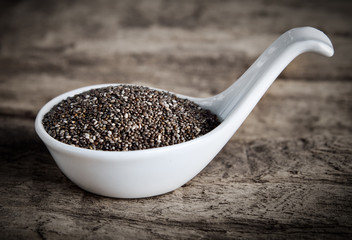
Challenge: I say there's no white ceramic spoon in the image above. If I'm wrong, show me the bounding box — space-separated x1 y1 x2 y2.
35 27 334 198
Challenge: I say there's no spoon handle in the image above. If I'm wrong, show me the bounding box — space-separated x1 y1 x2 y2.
217 27 334 121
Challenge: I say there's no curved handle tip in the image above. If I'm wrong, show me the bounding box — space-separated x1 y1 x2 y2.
289 27 334 57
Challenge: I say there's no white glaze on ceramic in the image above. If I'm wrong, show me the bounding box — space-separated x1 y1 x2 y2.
35 27 334 198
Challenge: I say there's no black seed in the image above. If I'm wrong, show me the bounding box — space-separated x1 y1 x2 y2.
42 85 221 151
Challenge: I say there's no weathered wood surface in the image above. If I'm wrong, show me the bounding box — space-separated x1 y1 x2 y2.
1 0 351 239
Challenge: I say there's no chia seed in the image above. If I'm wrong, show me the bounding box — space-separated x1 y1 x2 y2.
42 85 220 151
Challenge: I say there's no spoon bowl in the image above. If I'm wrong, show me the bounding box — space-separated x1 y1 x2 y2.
35 27 334 198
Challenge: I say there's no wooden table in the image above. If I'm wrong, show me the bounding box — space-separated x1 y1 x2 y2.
1 1 351 239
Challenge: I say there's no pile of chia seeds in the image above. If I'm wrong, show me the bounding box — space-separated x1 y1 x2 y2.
42 85 220 151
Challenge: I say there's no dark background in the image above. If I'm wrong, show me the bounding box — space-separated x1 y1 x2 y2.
0 0 351 239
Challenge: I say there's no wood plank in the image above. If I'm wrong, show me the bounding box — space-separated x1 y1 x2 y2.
0 116 351 239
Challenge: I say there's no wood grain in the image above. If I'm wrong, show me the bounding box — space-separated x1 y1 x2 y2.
0 0 351 239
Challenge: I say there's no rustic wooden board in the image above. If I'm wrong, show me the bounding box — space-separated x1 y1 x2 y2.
0 0 351 239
